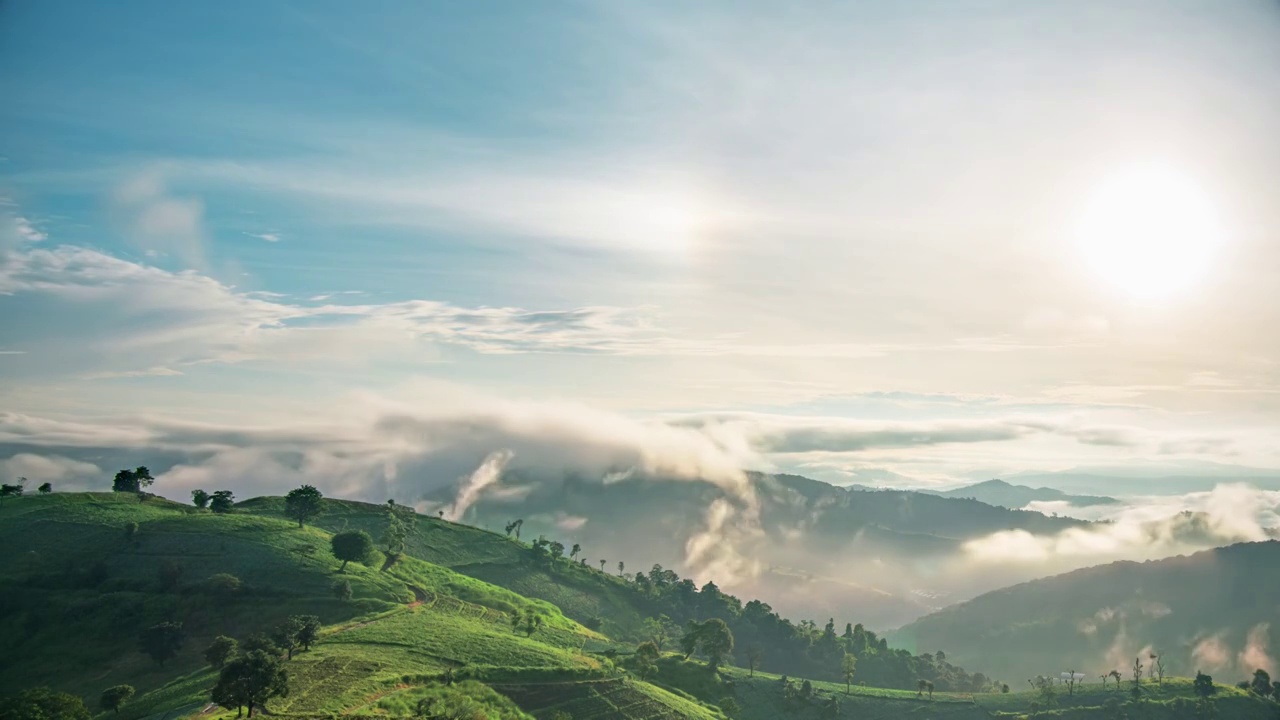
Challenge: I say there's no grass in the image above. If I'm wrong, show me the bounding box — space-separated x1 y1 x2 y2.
10 492 1274 720
0 493 602 719
494 678 725 720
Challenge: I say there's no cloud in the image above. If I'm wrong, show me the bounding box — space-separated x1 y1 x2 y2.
1239 623 1275 676
0 453 102 488
443 450 513 521
962 484 1280 564
245 232 281 242
111 168 206 267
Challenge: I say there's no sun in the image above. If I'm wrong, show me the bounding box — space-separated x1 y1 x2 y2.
1075 163 1224 301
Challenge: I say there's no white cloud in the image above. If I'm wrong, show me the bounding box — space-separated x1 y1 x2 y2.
245 232 281 242
111 168 206 267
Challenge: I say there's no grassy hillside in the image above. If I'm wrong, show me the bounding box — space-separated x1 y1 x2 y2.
0 492 702 720
892 541 1280 684
4 491 1277 720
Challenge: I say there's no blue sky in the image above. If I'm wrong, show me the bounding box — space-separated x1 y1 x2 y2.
3 1 1280 498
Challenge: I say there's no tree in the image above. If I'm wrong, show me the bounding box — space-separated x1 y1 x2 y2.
618 560 625 575
719 697 740 718
634 641 660 680
548 541 565 562
680 620 701 660
139 621 185 666
294 615 321 652
211 650 289 717
1194 671 1215 698
192 489 210 509
1065 669 1079 696
510 609 543 637
203 573 243 598
0 687 91 720
0 482 23 499
1151 653 1165 686
205 636 238 668
209 490 235 514
926 680 934 699
599 558 606 571
38 482 52 494
1132 656 1144 687
1249 668 1272 697
644 615 675 652
332 579 353 601
112 469 134 493
570 543 581 561
99 685 135 714
331 530 375 571
380 501 415 558
241 634 281 656
841 653 858 694
1109 669 1123 689
698 618 734 671
917 679 927 697
283 485 324 528
748 646 764 678
273 617 303 660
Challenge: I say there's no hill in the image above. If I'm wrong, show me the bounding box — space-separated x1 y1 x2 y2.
0 492 720 720
433 470 1091 627
3 491 1276 720
923 479 1119 510
891 541 1280 685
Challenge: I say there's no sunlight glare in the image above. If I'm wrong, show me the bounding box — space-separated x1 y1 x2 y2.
1075 163 1224 301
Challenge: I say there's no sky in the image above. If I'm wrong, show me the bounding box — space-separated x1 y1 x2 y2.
3 0 1280 499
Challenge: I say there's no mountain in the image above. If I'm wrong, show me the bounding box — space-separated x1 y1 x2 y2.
923 479 1119 510
437 471 1092 628
1000 464 1280 496
890 541 1280 685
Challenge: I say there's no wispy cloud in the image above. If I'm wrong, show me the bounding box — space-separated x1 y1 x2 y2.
244 231 281 242
110 167 206 268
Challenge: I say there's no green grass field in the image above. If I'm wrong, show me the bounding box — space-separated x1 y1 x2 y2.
4 492 1277 720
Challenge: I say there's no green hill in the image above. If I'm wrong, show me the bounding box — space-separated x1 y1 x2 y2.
892 541 1280 685
3 491 1276 720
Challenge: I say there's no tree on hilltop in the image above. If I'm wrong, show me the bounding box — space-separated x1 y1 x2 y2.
1194 671 1215 698
283 485 324 528
112 467 154 493
210 490 235 513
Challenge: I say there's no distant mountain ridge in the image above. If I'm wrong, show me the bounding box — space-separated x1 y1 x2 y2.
921 478 1119 509
891 540 1280 683
441 470 1092 628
